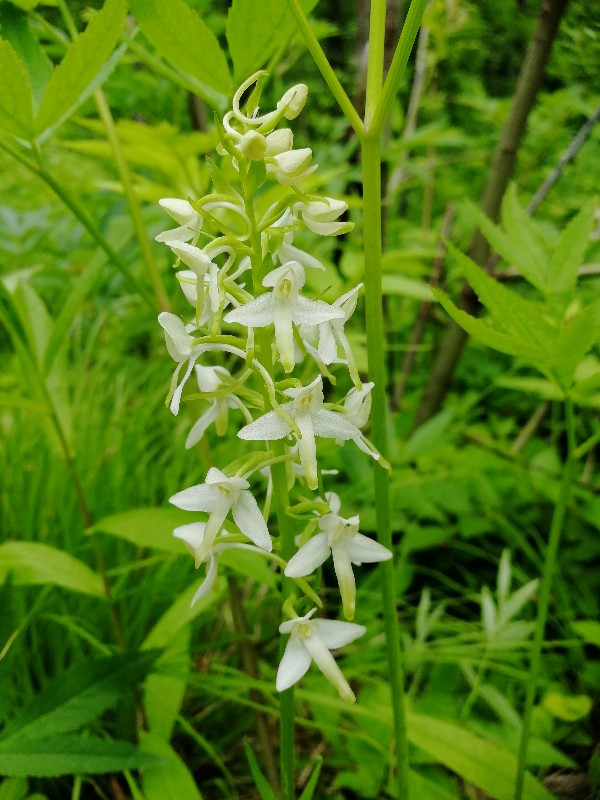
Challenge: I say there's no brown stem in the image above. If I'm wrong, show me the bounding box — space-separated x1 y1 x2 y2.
413 0 569 429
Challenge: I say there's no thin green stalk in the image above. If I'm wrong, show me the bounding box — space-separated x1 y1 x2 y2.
513 398 577 800
362 133 409 800
0 140 155 310
285 0 364 137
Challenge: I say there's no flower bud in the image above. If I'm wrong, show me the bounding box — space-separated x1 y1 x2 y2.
277 84 308 120
237 130 267 161
265 128 294 156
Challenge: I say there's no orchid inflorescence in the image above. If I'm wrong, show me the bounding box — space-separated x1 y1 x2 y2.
155 71 391 703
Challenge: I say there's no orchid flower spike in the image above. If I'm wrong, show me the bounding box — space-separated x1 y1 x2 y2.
237 376 371 490
285 514 392 620
186 366 251 448
277 608 365 702
170 467 272 563
158 312 201 415
156 198 203 244
224 262 343 373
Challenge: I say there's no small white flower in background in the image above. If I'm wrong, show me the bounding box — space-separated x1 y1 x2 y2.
238 375 373 490
285 513 392 620
158 312 201 415
170 467 272 563
186 366 251 448
296 197 351 236
277 608 365 702
155 199 203 244
224 261 343 373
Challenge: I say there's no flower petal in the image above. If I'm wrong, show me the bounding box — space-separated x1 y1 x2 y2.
302 630 355 702
173 522 207 555
276 635 312 692
232 490 272 551
312 409 361 441
170 355 197 415
224 294 274 328
317 322 337 364
170 483 217 512
310 619 366 650
345 533 393 564
238 410 293 441
190 552 219 606
285 532 330 577
293 296 343 326
185 403 219 448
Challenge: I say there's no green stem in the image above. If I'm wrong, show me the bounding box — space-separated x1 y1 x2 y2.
0 140 155 311
285 0 364 137
362 132 409 800
513 398 576 800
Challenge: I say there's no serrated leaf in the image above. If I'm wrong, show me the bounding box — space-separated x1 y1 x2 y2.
226 0 319 83
547 202 596 297
0 5 52 109
35 0 127 139
430 286 543 361
0 737 159 778
140 731 204 800
407 712 553 800
0 652 158 744
0 542 103 597
501 185 549 293
468 201 547 293
0 38 34 139
128 0 231 103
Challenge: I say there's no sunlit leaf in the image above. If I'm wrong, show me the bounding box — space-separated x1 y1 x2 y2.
0 37 34 139
0 542 103 597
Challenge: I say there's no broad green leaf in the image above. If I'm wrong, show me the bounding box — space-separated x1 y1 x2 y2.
0 737 159 778
543 691 592 722
0 652 158 744
382 273 432 301
408 771 457 800
547 201 596 296
572 619 600 647
408 712 553 800
0 5 52 109
501 185 549 293
140 731 203 800
128 0 231 103
468 201 547 293
226 0 319 83
430 287 543 361
0 38 33 139
0 777 27 800
0 542 103 597
144 628 190 740
92 507 202 553
35 0 127 139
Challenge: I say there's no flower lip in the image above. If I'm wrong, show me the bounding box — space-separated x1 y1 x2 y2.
279 607 318 634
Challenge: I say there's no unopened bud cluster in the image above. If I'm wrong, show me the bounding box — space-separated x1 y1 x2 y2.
155 72 391 702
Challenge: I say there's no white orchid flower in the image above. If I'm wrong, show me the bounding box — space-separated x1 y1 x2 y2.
276 233 326 272
158 312 201 415
316 283 363 387
286 513 391 620
237 376 372 490
265 128 294 156
170 467 272 563
224 262 343 373
155 198 203 244
277 608 365 702
169 241 222 320
267 148 316 185
296 197 351 236
343 382 374 429
174 523 265 607
186 365 250 448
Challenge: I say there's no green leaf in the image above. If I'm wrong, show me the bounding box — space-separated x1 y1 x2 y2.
0 5 52 109
91 507 203 553
298 756 323 800
408 712 553 800
144 628 190 740
0 777 27 800
501 185 549 294
0 737 159 778
243 741 277 800
543 691 592 722
140 731 204 800
0 652 158 744
128 0 231 103
0 37 34 139
35 0 127 139
547 201 596 297
572 619 600 647
226 0 319 83
0 542 103 597
382 273 432 301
